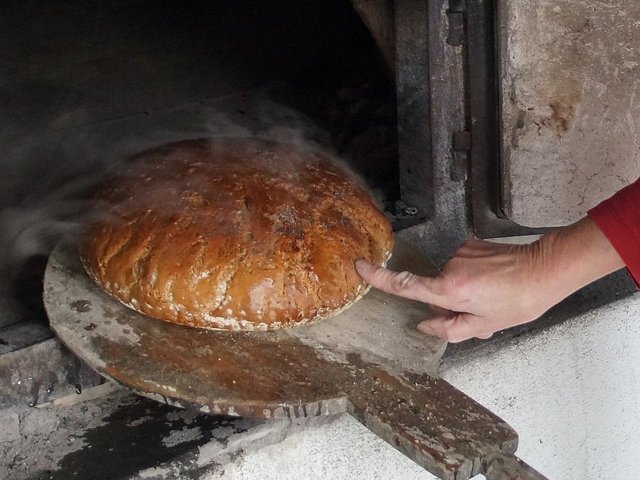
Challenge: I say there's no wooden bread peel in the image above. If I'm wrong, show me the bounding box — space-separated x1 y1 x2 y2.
44 239 547 480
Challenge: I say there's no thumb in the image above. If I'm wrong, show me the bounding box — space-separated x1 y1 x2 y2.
355 259 454 309
417 312 492 343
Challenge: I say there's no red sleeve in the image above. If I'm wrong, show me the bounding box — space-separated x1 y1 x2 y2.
588 177 640 286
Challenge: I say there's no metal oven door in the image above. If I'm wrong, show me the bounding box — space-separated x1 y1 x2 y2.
468 0 640 237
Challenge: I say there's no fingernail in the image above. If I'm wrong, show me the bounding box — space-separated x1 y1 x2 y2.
355 259 369 273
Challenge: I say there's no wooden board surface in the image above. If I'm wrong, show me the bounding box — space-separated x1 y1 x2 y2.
44 240 525 480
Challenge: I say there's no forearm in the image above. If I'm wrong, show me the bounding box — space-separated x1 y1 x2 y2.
538 217 626 304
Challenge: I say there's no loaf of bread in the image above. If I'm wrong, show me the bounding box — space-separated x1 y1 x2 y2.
80 138 393 330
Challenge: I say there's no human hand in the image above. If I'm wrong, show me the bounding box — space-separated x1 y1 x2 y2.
356 218 625 342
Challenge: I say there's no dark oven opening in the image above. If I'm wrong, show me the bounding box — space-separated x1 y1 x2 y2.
0 0 400 333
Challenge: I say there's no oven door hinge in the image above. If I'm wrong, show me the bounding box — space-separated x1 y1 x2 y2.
447 0 466 46
451 130 470 181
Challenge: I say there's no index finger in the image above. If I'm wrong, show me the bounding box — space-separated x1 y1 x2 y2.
355 259 457 311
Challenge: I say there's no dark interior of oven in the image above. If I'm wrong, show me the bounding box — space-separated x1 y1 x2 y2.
0 0 398 332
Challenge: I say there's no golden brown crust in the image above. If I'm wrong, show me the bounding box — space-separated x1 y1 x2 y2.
80 138 394 330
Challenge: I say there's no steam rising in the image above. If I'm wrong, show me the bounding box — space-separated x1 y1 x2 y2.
0 92 342 328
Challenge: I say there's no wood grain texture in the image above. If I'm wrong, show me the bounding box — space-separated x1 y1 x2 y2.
45 240 526 480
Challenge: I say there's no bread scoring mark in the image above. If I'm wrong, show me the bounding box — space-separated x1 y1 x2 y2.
96 227 135 275
207 260 240 311
165 279 175 305
187 239 207 280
